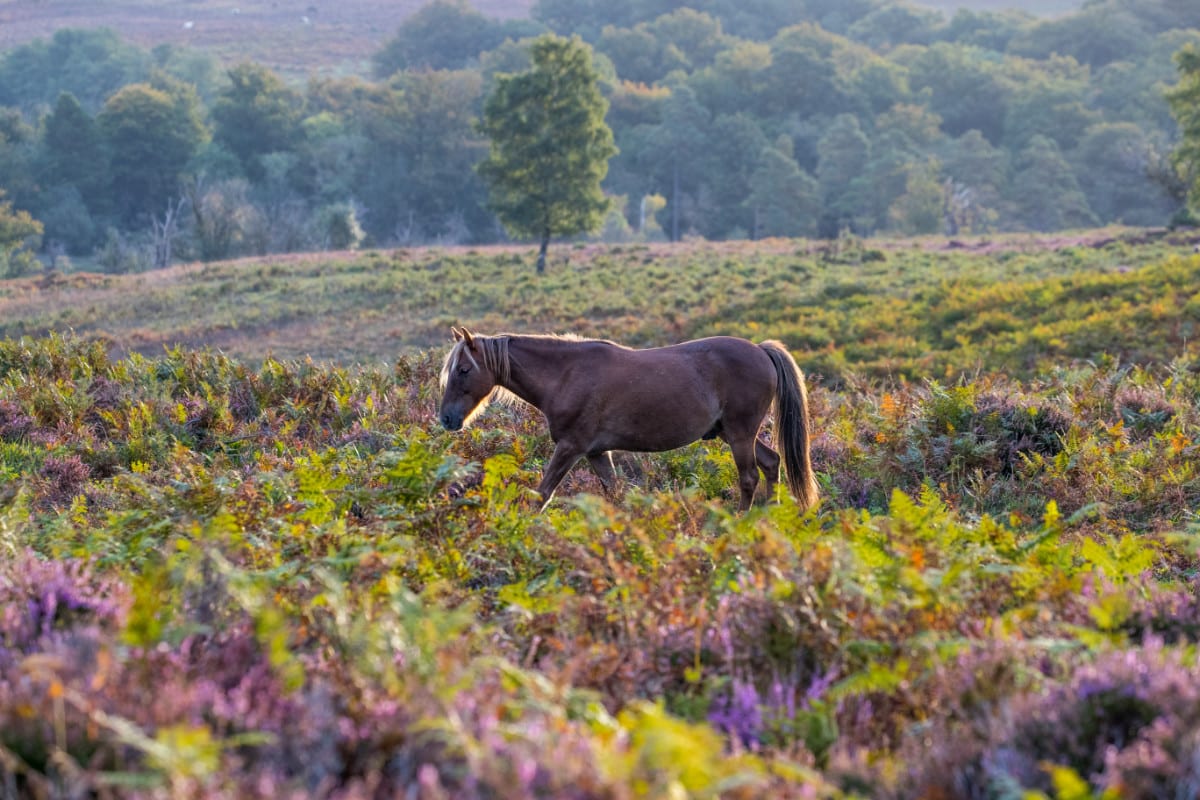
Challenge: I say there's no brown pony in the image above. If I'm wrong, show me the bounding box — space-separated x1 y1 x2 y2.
438 328 818 511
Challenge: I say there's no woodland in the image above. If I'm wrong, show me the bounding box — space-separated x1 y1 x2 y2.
0 0 1199 274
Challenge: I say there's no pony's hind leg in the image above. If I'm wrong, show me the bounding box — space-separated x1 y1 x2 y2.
726 435 760 512
587 451 618 497
755 439 781 499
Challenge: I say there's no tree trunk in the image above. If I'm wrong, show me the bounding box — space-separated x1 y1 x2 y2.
537 231 549 274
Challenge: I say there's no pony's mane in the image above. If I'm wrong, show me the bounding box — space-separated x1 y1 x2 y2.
440 335 519 408
440 332 615 411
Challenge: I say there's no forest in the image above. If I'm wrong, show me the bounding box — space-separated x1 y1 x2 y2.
1 0 1200 274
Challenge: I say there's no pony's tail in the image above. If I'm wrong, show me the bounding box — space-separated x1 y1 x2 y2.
760 340 819 511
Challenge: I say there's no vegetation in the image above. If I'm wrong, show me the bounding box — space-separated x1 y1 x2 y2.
479 35 617 273
0 189 42 278
0 0 1198 269
1168 43 1200 217
0 227 1194 370
3 236 1200 795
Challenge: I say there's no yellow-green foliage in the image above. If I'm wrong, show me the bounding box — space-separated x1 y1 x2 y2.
3 230 1198 378
3 235 1200 796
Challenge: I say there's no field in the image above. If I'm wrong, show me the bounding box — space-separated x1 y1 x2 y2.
0 0 534 77
4 231 1200 797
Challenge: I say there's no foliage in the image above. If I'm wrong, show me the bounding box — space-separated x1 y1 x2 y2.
1 230 1198 371
2 230 1200 792
1 2 1198 261
96 77 207 225
211 63 305 185
478 35 618 273
0 189 43 278
0 28 149 112
371 0 545 76
1167 43 1200 212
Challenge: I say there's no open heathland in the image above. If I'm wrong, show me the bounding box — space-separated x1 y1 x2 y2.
0 0 534 77
4 234 1200 796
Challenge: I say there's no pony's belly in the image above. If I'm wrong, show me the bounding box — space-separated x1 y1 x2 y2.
596 418 715 453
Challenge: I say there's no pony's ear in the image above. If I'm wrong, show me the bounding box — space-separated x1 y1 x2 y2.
460 327 476 347
451 326 464 341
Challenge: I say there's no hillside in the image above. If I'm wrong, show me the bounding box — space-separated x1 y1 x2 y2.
0 0 1096 78
915 0 1081 14
2 229 1198 375
0 0 534 76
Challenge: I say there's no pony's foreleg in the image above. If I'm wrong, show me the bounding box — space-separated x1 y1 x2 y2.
587 451 618 497
536 441 584 510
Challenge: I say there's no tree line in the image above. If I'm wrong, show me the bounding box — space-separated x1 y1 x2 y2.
1 0 1200 275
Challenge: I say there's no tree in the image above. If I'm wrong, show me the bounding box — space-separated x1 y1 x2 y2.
938 129 1008 228
372 0 541 76
1008 135 1097 231
746 143 819 238
847 5 942 50
1008 8 1151 70
0 27 148 112
0 108 38 211
185 177 256 262
816 113 871 236
697 113 770 237
478 35 617 273
1003 72 1098 152
905 44 1012 144
888 160 944 235
620 81 710 242
97 77 207 224
212 63 304 184
40 92 109 219
1167 44 1200 213
0 190 43 278
1072 122 1175 225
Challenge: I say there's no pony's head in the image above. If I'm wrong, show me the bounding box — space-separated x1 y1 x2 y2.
438 327 510 431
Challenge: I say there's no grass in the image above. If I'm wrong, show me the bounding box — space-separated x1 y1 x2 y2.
3 227 1197 376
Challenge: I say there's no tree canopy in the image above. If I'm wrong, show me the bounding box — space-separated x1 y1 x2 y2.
0 0 1199 269
478 35 617 272
1168 44 1200 213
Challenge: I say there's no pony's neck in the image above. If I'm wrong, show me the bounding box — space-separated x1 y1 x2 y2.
501 335 578 411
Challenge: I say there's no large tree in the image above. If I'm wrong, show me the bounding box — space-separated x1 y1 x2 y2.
41 92 109 216
97 75 207 224
1167 44 1200 213
478 34 617 273
212 63 304 184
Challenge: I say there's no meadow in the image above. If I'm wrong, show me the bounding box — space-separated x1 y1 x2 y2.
4 231 1200 797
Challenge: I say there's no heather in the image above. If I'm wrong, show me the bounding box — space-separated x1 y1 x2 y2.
4 243 1200 796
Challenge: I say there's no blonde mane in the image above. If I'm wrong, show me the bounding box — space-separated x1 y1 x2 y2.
440 335 520 408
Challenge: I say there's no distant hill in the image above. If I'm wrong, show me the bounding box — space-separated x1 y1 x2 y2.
914 0 1082 15
0 0 1083 78
0 0 535 77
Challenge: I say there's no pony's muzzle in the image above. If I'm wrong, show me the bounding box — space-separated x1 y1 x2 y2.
440 411 463 431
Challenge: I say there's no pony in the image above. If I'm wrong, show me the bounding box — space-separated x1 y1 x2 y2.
438 328 818 511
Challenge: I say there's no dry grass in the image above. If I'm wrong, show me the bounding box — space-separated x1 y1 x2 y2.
2 227 1194 370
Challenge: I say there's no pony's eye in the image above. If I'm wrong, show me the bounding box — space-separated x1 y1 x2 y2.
458 365 471 375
